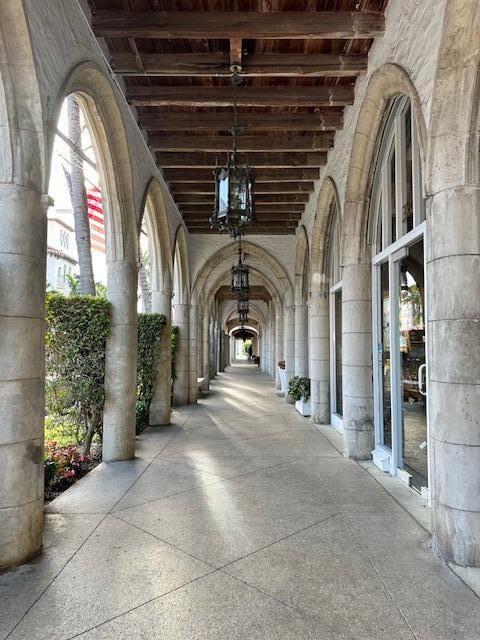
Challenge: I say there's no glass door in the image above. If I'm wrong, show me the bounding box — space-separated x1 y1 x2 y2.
373 233 428 493
329 283 343 431
396 239 427 491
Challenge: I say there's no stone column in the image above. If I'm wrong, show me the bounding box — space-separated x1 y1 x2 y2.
341 263 373 459
209 320 216 378
149 289 172 425
284 305 295 402
229 335 235 365
294 303 308 377
202 313 210 389
103 259 138 461
429 186 480 566
275 312 284 390
188 303 198 403
309 293 330 424
0 187 47 568
172 302 190 405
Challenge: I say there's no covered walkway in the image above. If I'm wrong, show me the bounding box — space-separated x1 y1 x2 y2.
3 364 480 640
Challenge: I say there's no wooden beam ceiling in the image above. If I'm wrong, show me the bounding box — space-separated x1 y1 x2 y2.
150 134 334 152
93 11 384 40
139 110 343 132
111 52 367 78
156 152 327 168
171 182 314 194
127 85 354 107
163 169 320 182
89 1 387 235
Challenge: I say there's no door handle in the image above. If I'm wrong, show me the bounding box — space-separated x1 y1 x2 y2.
418 363 427 396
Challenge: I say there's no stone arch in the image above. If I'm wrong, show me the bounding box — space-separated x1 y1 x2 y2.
424 0 480 567
172 225 191 405
309 177 342 425
310 177 342 297
294 225 310 305
48 62 138 262
343 63 427 265
340 63 427 460
139 179 174 425
47 62 141 462
172 225 190 306
139 178 173 298
293 226 310 379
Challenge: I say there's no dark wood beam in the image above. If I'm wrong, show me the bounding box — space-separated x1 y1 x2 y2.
93 11 385 40
128 85 354 107
157 152 327 167
188 226 296 235
172 182 314 194
111 52 367 78
150 134 333 152
164 168 320 182
179 204 305 214
175 193 309 204
182 212 302 220
140 110 342 131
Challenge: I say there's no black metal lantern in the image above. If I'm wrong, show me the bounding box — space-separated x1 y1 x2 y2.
231 237 249 295
237 296 249 315
210 68 255 237
238 309 248 324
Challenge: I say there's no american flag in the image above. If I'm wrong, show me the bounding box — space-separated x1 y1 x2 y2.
87 186 105 254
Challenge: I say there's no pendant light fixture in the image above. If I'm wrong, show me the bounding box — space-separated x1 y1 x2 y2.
231 235 249 295
210 66 255 237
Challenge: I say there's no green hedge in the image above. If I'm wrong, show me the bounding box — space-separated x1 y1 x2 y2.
136 313 167 433
171 325 179 399
45 293 111 455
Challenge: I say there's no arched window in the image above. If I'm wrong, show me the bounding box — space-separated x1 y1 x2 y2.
370 96 424 252
327 203 342 430
370 96 428 494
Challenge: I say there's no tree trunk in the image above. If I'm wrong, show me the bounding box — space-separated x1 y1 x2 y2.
67 94 96 296
138 261 152 312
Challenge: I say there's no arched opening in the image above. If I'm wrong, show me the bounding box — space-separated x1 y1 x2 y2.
368 95 427 493
294 227 310 380
171 226 190 406
46 64 139 466
139 180 173 425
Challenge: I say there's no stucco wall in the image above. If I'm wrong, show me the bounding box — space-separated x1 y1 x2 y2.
302 0 446 239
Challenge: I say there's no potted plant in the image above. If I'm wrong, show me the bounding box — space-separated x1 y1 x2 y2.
277 360 286 393
288 376 311 416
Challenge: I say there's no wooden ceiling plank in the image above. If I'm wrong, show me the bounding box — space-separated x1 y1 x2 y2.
179 204 305 214
164 168 319 181
128 85 353 107
150 134 333 152
93 11 385 40
157 152 327 167
140 110 343 132
175 193 309 204
172 182 314 193
111 52 367 77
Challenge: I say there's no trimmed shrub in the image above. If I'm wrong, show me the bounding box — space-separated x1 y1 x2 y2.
136 313 167 433
171 325 179 398
45 293 111 455
288 376 311 402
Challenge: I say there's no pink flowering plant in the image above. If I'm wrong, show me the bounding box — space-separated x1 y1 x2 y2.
44 441 94 496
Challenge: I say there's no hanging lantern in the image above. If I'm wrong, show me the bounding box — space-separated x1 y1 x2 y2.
237 296 249 315
210 68 255 237
238 309 248 324
231 236 249 295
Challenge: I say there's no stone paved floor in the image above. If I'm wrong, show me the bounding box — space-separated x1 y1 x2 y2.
2 363 480 639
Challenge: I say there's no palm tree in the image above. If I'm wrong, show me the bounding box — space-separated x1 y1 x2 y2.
138 250 152 313
66 94 95 296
